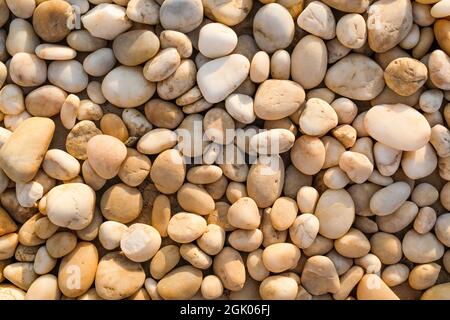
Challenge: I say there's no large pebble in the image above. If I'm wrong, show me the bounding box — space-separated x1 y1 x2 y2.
167 212 207 243
113 30 160 66
297 1 336 40
157 265 203 300
384 58 428 96
10 53 46 87
160 0 203 33
81 4 132 40
367 0 413 53
213 247 245 291
0 117 54 183
150 149 186 194
299 98 338 136
87 135 127 180
197 54 250 104
402 230 444 263
364 104 431 151
198 23 237 59
291 35 328 90
58 242 98 297
314 189 355 239
253 3 294 53
95 252 145 300
254 80 305 121
100 184 142 223
301 256 340 295
102 66 156 109
203 0 252 26
45 183 95 230
325 54 385 101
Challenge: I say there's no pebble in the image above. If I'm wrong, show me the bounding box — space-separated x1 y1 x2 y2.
297 1 336 40
197 54 249 104
102 66 155 108
367 0 413 53
365 104 431 151
199 23 237 59
95 252 145 300
0 117 54 183
81 4 132 40
291 35 327 89
325 54 385 101
314 189 355 239
253 3 294 53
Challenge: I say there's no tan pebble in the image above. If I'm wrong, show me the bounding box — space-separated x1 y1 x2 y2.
213 247 245 291
150 245 180 280
357 274 399 300
87 135 127 180
370 232 402 265
95 252 145 300
120 223 161 262
301 255 340 295
100 183 142 224
157 265 203 300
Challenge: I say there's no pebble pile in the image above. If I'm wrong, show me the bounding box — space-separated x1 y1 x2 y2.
0 0 449 301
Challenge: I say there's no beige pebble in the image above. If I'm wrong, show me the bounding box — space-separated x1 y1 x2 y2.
357 274 399 300
3 262 37 290
315 189 355 239
126 0 159 24
213 247 245 291
199 23 237 59
0 233 19 260
403 230 444 263
421 283 450 300
297 1 335 40
102 66 155 109
291 136 325 175
370 232 403 265
167 212 207 243
57 242 98 297
35 44 76 60
6 18 40 55
120 223 161 262
99 221 128 250
288 214 319 250
197 54 249 104
201 275 223 300
0 84 25 115
81 3 132 40
260 275 298 300
87 135 127 180
150 245 180 280
370 182 411 216
270 49 290 80
10 53 46 87
48 60 88 93
100 183 142 224
25 274 60 300
159 30 193 58
325 54 384 100
429 50 450 90
95 252 145 300
301 255 340 295
409 263 441 290
253 3 294 53
254 79 305 121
